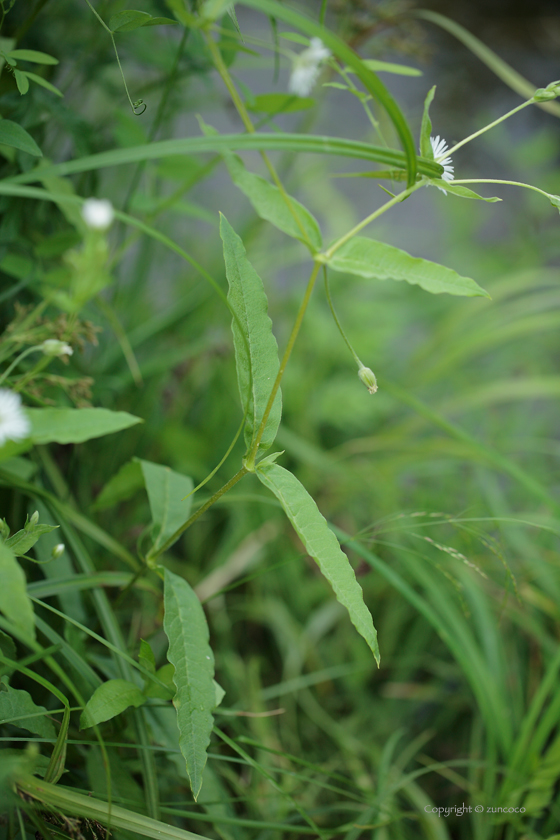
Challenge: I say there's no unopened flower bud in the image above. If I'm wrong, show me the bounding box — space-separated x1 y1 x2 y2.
41 339 73 357
358 366 378 395
533 81 560 102
52 543 65 559
81 198 114 230
29 511 39 526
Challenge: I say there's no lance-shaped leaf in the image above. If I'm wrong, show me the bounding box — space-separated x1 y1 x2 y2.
326 238 489 298
220 214 282 454
419 85 436 159
137 459 193 552
223 152 322 252
0 542 35 640
256 463 379 664
429 181 501 202
28 407 142 444
80 679 146 729
163 568 216 800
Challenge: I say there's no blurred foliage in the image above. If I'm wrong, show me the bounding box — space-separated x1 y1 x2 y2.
1 0 560 839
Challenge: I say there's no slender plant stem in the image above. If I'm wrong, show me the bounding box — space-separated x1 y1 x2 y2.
446 99 534 157
146 467 248 564
205 34 314 251
0 344 41 385
324 181 423 260
453 178 555 200
246 259 322 466
323 267 362 368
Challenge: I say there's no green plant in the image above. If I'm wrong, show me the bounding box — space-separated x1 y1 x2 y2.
1 1 560 838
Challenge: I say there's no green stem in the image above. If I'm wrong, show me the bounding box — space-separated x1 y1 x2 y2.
0 344 41 386
453 178 555 200
324 181 423 260
323 267 362 368
205 33 314 252
446 99 534 157
146 467 248 565
245 259 322 467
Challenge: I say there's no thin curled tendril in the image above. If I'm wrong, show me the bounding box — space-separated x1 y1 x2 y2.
132 99 147 115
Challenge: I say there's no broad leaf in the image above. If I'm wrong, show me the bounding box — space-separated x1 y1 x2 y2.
137 459 193 552
0 120 42 157
220 214 282 454
80 679 146 729
420 85 436 158
28 407 142 444
223 152 322 251
6 517 58 556
256 463 379 663
0 543 35 640
0 683 55 738
14 69 29 95
91 459 144 511
163 568 216 799
326 238 489 298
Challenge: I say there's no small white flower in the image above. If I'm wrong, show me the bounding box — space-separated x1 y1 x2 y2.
430 135 454 195
81 198 114 230
289 37 331 98
41 339 73 357
0 389 30 447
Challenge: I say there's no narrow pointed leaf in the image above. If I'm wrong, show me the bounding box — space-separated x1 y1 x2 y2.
137 459 193 552
0 543 35 640
420 85 436 158
44 704 70 783
23 71 63 97
91 459 144 511
80 679 146 729
326 238 489 298
14 70 29 95
7 49 58 65
220 214 282 453
256 463 379 663
163 568 216 799
430 181 502 201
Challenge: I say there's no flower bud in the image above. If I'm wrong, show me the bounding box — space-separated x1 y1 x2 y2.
41 339 73 357
52 543 65 559
533 81 560 102
358 366 378 395
81 198 114 230
29 511 39 526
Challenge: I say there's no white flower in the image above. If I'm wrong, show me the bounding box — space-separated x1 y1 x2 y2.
81 198 114 230
41 339 73 357
289 37 331 98
0 389 30 447
430 135 454 195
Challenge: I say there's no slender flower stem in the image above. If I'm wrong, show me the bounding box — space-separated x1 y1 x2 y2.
453 178 555 200
146 468 248 565
245 260 322 467
324 181 424 260
0 345 41 386
446 99 534 158
323 267 362 368
205 34 314 251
